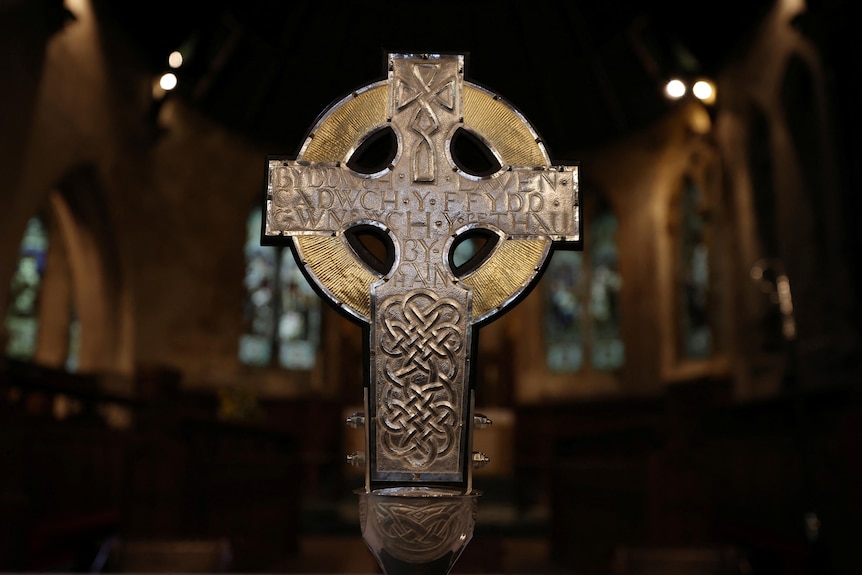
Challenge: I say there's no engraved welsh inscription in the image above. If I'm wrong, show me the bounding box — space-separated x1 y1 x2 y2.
269 164 577 242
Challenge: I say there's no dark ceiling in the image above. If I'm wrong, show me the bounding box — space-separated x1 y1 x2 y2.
95 0 776 157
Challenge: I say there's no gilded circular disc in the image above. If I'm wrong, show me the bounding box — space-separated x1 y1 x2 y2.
295 81 550 322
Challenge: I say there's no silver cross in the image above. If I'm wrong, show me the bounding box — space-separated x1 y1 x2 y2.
264 53 579 489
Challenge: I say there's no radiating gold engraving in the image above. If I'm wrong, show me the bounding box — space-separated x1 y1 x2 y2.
290 81 563 320
301 84 388 163
298 235 376 318
462 85 549 168
461 239 549 319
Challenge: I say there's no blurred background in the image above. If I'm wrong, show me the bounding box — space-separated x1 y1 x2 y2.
1 0 860 572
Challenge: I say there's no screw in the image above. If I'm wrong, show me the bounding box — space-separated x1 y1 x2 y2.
346 452 366 467
472 452 490 469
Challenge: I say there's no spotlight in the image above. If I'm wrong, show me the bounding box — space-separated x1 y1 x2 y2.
664 78 686 99
159 72 178 91
168 50 183 69
692 79 716 104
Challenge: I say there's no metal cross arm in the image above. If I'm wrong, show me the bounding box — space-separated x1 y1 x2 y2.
263 53 580 490
267 163 577 240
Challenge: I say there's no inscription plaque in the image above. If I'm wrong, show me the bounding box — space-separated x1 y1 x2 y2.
264 53 580 488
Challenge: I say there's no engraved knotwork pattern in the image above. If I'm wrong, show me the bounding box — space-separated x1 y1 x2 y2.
379 290 464 470
371 496 476 563
394 61 457 182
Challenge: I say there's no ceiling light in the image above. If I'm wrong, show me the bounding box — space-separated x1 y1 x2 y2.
159 72 178 91
168 50 183 69
664 79 686 99
692 79 716 104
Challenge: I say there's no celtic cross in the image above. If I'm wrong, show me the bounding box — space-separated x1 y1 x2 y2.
264 53 580 490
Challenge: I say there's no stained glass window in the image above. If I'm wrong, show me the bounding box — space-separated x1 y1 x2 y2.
5 217 49 360
545 249 586 371
589 213 623 370
544 209 623 372
678 177 713 358
239 211 320 370
239 211 277 365
275 247 320 370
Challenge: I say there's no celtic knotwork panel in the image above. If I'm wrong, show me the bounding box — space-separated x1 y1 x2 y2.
370 493 476 563
377 290 465 472
391 56 460 184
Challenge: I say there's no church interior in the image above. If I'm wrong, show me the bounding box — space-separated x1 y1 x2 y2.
1 0 861 572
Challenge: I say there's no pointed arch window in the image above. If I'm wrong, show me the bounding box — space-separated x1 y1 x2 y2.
239 211 321 370
5 217 49 361
544 208 623 372
4 215 82 371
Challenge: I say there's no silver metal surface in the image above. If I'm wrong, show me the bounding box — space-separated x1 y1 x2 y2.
264 53 579 489
358 487 478 573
